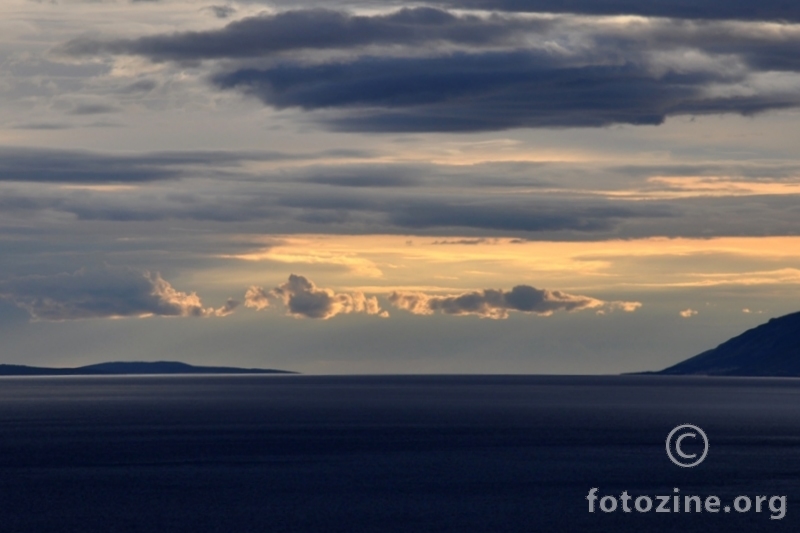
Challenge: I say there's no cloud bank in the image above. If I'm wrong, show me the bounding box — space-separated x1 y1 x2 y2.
0 147 369 184
61 7 800 132
389 285 641 319
0 267 234 321
411 0 800 21
6 153 800 240
246 274 387 319
60 8 539 61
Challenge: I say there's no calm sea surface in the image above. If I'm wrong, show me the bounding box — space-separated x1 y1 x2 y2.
0 375 798 532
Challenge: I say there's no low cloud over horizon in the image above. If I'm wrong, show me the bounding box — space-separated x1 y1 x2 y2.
246 274 387 319
0 266 238 321
0 268 641 323
389 285 641 319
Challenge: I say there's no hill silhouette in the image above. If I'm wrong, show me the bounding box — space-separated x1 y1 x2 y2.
658 311 800 376
0 361 296 376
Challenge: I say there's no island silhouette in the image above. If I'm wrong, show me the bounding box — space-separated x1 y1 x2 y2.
2 311 797 377
0 361 296 376
655 310 800 376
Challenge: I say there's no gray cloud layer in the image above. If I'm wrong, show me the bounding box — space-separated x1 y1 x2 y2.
0 266 235 321
246 274 386 319
0 148 181 184
417 0 800 21
0 147 373 184
389 286 641 319
213 49 799 132
5 153 800 239
61 8 539 61
260 0 800 22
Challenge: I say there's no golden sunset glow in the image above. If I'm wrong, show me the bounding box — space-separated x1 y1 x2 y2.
214 235 800 295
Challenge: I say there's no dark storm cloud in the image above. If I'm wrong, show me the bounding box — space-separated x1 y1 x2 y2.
57 5 800 133
256 0 800 22
246 274 386 319
60 8 800 66
389 285 641 319
0 266 233 321
141 0 800 26
61 8 541 61
213 51 797 132
425 0 800 22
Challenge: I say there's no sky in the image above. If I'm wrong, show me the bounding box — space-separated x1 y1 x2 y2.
1 0 799 374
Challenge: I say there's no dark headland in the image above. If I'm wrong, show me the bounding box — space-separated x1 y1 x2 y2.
0 361 296 376
649 310 800 377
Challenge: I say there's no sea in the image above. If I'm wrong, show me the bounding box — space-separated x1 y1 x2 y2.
0 375 797 532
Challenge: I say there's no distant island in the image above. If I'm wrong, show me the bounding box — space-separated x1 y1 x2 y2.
651 310 800 377
0 361 297 376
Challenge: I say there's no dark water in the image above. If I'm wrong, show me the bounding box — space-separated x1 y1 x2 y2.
0 375 798 532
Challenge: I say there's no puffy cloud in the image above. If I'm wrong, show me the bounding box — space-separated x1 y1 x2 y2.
0 267 233 321
246 274 387 319
389 285 641 319
244 286 270 311
680 308 699 318
214 298 240 317
607 301 644 313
